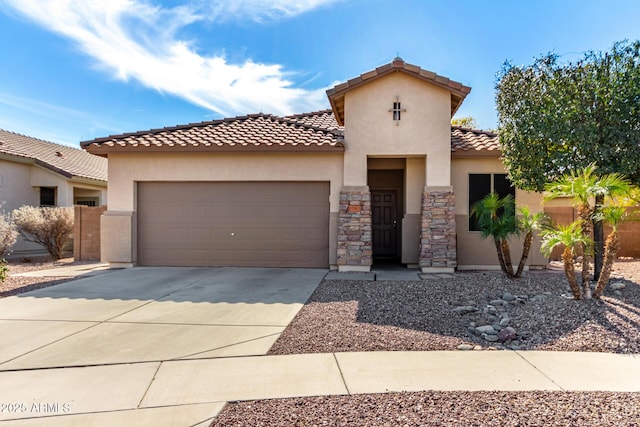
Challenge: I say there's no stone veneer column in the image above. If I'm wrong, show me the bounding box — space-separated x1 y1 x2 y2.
337 187 372 272
419 188 457 273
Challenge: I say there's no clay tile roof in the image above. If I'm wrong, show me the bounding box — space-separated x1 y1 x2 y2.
0 129 107 182
451 126 500 155
326 57 472 126
81 113 344 156
281 110 344 132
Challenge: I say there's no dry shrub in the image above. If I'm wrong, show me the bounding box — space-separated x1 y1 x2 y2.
12 206 73 259
0 205 18 257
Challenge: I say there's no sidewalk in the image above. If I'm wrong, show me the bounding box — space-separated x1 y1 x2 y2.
2 350 639 426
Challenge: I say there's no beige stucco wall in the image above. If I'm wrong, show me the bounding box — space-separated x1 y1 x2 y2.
451 156 547 268
1 159 39 212
0 160 40 254
29 166 73 205
103 151 344 266
343 72 451 187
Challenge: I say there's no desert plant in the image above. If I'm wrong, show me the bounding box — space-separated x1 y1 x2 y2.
0 258 8 282
514 207 547 277
545 164 632 299
593 206 627 298
472 193 517 278
0 203 18 257
541 221 592 300
11 206 73 259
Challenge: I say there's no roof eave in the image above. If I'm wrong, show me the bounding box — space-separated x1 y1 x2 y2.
83 143 345 156
327 59 472 125
451 149 502 158
68 176 108 186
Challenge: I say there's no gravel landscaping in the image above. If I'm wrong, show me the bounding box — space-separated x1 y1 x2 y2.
211 391 640 426
269 261 640 355
211 260 640 426
0 256 76 298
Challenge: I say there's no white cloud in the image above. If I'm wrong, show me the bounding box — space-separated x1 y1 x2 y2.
204 0 337 23
3 0 335 117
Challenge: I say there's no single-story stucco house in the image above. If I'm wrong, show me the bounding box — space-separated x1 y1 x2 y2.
0 129 107 256
82 58 546 272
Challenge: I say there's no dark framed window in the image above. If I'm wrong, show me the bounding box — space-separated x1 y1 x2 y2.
40 187 56 207
468 173 515 231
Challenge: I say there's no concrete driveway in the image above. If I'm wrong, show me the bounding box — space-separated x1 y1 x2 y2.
0 267 325 368
0 267 325 424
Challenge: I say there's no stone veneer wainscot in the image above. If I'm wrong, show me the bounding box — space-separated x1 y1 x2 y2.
337 188 372 271
420 189 457 272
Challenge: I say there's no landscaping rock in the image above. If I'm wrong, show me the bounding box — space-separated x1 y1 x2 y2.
610 282 626 291
499 317 511 327
484 305 498 315
483 333 499 342
457 344 474 351
453 305 477 314
502 292 515 301
484 315 498 323
476 325 497 335
498 327 517 342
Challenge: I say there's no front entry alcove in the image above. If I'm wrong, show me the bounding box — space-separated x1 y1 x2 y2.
367 159 405 265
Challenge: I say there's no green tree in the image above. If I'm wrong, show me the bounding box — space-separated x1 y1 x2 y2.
451 116 478 129
495 40 640 278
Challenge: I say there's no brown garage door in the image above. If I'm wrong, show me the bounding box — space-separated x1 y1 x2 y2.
137 182 329 267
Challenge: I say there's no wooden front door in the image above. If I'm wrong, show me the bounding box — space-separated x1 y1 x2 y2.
371 190 399 259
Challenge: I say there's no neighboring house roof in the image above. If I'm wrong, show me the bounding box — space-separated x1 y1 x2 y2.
82 113 344 156
326 57 471 126
82 111 499 156
450 126 500 156
0 129 107 182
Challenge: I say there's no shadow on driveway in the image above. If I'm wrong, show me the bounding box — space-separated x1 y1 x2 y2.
0 267 326 370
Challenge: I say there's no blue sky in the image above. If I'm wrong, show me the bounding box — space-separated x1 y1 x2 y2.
1 0 639 147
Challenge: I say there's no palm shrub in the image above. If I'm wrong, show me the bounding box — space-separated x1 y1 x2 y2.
515 206 547 277
541 221 592 300
545 165 599 298
11 206 73 260
544 164 634 299
545 164 632 299
592 206 628 298
473 194 546 279
472 193 517 278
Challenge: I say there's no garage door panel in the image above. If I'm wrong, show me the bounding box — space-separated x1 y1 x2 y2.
138 182 329 267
